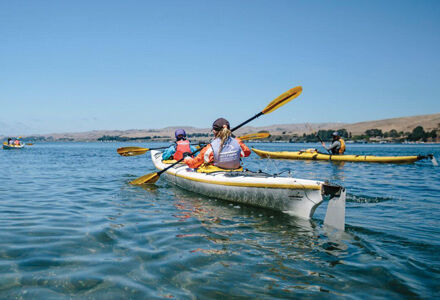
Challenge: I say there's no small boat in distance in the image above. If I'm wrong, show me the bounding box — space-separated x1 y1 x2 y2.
3 143 25 150
3 138 25 150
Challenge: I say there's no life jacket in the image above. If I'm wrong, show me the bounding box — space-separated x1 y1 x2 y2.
173 139 191 160
338 138 346 154
211 137 241 169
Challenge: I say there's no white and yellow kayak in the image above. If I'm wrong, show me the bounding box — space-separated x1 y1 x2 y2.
151 150 346 228
2 143 25 150
252 148 434 164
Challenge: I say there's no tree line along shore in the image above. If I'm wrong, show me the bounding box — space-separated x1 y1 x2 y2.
267 126 439 143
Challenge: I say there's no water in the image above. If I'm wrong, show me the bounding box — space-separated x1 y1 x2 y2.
1 142 439 299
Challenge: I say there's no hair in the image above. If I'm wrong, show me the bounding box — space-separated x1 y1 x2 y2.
214 126 232 152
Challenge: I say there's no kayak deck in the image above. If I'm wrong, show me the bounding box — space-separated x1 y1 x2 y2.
252 148 431 163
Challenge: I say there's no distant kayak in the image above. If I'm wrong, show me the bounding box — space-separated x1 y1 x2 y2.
3 143 25 150
252 148 434 164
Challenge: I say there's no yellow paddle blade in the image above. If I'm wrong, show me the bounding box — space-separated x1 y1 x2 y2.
238 132 270 141
117 146 149 156
262 86 302 114
26 143 34 146
130 172 160 185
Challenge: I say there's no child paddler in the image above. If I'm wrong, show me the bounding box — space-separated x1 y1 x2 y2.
162 129 198 161
183 118 251 169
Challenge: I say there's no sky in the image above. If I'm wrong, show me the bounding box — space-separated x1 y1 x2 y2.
1 0 439 135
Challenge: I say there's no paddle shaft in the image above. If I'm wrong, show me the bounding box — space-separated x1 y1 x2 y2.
316 134 323 143
231 112 263 132
316 134 332 154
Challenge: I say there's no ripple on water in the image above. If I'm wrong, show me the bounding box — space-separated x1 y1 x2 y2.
0 142 439 298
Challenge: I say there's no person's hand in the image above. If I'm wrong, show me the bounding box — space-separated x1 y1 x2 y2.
321 142 325 147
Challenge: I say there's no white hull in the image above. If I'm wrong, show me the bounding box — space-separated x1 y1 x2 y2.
151 150 345 221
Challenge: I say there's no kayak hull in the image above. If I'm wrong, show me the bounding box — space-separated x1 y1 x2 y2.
151 150 343 219
2 144 25 150
252 148 424 163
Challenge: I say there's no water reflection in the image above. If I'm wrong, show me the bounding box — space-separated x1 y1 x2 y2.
167 184 352 259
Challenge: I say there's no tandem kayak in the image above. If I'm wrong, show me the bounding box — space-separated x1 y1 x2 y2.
2 143 25 150
151 150 346 229
252 148 435 164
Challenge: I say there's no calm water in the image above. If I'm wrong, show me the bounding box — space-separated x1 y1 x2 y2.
1 142 439 299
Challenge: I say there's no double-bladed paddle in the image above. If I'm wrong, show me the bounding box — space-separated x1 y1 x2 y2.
117 132 270 157
130 86 302 185
316 134 332 154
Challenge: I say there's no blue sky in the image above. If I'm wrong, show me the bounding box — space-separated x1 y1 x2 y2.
1 0 439 135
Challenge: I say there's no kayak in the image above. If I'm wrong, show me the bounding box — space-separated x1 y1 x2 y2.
151 150 346 227
252 148 434 164
2 143 25 150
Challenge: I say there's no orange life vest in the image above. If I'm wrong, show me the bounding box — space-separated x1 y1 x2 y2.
338 138 346 154
173 140 191 160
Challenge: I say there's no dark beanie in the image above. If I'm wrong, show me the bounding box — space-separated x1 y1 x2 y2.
212 118 230 131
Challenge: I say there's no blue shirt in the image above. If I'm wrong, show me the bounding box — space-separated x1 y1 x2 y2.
162 143 197 160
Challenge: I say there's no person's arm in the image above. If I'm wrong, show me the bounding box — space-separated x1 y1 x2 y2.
184 145 212 168
162 145 176 160
325 140 340 152
236 138 251 157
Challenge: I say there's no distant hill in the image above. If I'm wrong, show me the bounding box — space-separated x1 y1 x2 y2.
2 113 439 142
343 114 440 135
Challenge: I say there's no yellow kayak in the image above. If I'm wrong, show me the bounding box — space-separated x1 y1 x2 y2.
252 148 434 164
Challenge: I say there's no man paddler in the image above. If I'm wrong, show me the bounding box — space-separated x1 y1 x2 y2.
321 131 346 155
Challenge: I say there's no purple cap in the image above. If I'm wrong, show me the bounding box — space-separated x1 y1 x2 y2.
175 129 186 139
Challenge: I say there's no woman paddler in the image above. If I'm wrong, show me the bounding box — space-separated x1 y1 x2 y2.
183 118 251 169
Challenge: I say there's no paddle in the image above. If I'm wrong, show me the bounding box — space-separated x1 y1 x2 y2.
316 134 331 154
130 86 302 185
237 132 270 141
117 145 172 157
117 132 271 157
